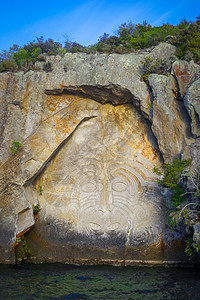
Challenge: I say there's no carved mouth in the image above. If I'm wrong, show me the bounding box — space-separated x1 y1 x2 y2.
89 222 120 233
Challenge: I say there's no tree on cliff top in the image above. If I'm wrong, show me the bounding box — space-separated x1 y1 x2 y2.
0 16 200 72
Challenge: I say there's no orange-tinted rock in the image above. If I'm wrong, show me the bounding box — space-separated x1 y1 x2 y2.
172 60 200 98
0 45 199 265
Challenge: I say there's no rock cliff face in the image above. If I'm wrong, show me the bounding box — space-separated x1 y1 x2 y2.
0 43 200 264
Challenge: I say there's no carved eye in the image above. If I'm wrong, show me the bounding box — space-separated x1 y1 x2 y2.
81 181 97 193
112 181 128 192
107 223 120 231
89 223 101 231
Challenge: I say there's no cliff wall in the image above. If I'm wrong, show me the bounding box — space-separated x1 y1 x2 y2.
0 43 200 264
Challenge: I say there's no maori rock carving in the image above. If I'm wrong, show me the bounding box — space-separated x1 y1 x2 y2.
28 102 164 248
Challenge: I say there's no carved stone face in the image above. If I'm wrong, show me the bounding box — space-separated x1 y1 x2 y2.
66 154 162 244
72 159 138 235
32 103 164 246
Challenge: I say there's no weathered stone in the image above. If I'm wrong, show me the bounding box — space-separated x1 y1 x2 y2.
23 100 167 263
150 42 176 60
184 78 200 136
0 182 35 263
148 74 194 162
0 43 199 265
172 60 200 98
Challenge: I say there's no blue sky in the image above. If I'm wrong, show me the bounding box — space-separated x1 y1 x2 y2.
0 0 199 51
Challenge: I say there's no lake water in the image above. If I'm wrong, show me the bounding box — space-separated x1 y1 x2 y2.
0 264 200 299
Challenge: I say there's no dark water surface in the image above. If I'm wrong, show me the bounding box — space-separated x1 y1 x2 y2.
0 264 200 299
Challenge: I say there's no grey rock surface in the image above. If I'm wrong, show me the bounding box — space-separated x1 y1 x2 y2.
148 73 194 162
184 78 200 136
171 60 200 98
0 42 199 264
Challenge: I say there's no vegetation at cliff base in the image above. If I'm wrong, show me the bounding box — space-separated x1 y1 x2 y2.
154 158 200 258
0 16 200 73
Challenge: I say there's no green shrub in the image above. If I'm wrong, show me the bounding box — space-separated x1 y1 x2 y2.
70 42 84 53
0 16 200 73
0 59 18 72
32 204 40 215
185 238 200 257
57 47 66 56
157 158 191 189
154 158 200 257
13 47 41 70
10 141 22 154
141 56 165 81
16 237 21 243
39 186 43 195
176 17 200 62
91 16 200 60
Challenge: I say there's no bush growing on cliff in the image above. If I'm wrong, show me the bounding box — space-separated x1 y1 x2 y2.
14 47 41 70
10 141 22 154
154 158 200 258
91 16 200 59
176 16 200 62
0 37 63 72
141 56 164 81
0 16 200 73
0 59 18 72
91 20 184 53
0 45 19 72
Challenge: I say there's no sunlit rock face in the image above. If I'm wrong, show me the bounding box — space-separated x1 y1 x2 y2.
1 46 199 264
23 97 169 263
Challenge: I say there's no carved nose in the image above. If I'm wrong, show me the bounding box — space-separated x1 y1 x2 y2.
98 180 112 213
